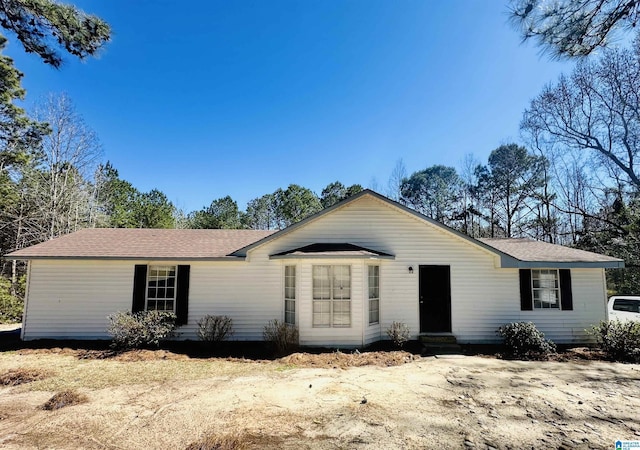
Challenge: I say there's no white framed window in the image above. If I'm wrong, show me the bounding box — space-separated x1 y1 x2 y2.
146 265 177 312
368 265 380 324
313 265 351 327
284 265 296 325
532 269 560 309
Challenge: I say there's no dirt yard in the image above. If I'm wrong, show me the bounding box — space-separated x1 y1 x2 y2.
0 348 638 449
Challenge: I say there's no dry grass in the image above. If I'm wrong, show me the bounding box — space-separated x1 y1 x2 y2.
0 350 271 392
0 368 49 386
1 348 638 449
185 433 248 450
41 389 88 410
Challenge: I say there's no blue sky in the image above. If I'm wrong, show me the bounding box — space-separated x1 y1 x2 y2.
5 1 574 213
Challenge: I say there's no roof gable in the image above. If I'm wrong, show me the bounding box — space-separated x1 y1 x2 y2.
233 190 624 268
232 189 509 260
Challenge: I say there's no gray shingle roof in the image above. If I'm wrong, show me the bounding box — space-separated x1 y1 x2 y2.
479 238 623 264
4 191 625 269
6 228 276 260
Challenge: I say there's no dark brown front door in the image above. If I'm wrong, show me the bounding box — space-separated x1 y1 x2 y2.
419 265 451 333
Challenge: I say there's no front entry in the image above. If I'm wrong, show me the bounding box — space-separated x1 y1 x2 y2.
419 265 451 333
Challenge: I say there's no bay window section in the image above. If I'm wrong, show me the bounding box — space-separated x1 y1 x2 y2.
368 265 380 324
313 265 351 327
284 265 296 325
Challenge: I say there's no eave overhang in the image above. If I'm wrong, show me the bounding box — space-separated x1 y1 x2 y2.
269 243 395 261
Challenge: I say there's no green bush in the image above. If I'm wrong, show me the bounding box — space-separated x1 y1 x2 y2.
386 321 410 348
590 320 640 363
263 319 298 356
497 322 556 359
197 315 234 344
0 276 25 323
107 310 177 349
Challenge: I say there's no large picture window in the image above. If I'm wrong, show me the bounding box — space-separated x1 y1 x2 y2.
313 265 351 327
531 269 560 309
284 265 296 325
146 265 177 312
368 265 380 324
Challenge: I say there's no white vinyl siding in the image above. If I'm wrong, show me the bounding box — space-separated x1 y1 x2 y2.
23 260 137 340
21 194 609 345
284 265 296 325
258 196 608 344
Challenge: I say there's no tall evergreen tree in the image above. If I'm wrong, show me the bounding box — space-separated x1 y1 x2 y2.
400 165 462 225
509 0 640 57
188 196 244 229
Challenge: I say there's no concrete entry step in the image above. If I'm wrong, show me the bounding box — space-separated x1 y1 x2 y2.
419 334 462 356
419 334 458 344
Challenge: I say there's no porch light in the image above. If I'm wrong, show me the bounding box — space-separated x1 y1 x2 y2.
408 266 414 274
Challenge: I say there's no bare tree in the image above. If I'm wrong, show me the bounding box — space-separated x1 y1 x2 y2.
522 36 640 189
25 93 102 239
386 158 407 201
459 154 482 237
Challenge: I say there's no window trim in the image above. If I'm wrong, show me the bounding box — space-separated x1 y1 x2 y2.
519 269 572 312
145 265 178 313
368 265 380 325
531 268 561 310
284 265 296 325
312 265 352 328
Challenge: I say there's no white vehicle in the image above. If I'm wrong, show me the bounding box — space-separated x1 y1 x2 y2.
608 296 640 322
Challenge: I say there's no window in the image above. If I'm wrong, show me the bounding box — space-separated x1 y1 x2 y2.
133 265 190 325
519 269 572 311
531 269 560 309
613 298 640 313
284 266 296 325
368 265 380 324
146 265 177 312
313 265 351 327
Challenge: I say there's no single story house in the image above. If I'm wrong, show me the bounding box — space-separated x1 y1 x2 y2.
7 190 624 346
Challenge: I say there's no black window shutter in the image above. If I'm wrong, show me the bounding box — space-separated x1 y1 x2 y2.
559 269 573 311
132 265 148 313
176 265 190 325
519 269 533 311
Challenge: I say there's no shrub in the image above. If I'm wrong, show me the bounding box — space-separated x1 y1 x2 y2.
197 315 234 344
0 276 25 323
263 319 298 356
386 321 410 348
497 322 556 359
107 310 177 349
590 320 640 363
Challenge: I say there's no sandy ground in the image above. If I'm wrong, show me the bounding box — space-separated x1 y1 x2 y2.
0 350 639 449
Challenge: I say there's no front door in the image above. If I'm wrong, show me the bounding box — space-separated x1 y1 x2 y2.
419 265 451 333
